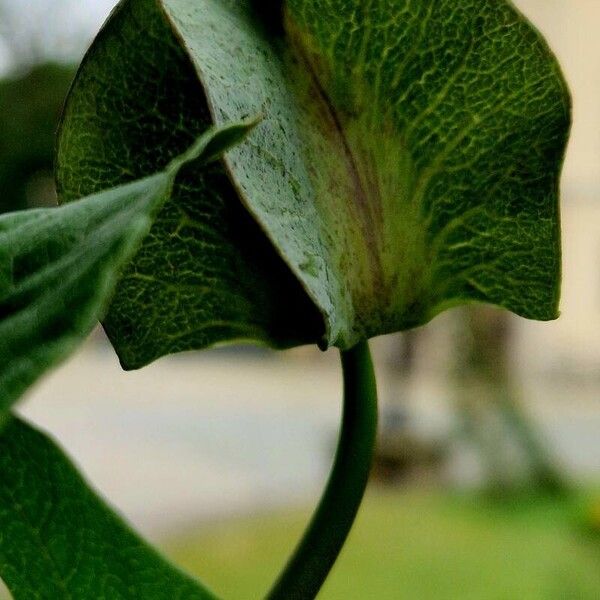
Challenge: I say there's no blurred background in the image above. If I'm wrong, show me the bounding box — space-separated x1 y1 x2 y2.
1 0 599 598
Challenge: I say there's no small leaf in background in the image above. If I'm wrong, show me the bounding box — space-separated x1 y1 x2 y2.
0 120 257 410
0 416 215 599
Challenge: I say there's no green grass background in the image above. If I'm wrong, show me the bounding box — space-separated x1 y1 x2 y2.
165 489 600 599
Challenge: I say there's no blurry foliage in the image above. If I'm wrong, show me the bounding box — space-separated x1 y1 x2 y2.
373 310 568 495
452 307 567 495
166 489 600 600
0 62 74 213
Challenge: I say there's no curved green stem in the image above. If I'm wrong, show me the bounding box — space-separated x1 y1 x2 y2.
267 341 378 600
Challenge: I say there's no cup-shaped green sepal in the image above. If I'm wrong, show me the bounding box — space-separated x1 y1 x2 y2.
57 0 570 364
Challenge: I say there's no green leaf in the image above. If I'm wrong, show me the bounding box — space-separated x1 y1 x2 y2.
57 0 570 358
0 120 256 409
0 416 215 599
56 0 324 370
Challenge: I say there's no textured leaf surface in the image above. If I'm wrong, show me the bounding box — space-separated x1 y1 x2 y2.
0 416 214 599
161 0 570 347
58 0 569 356
0 121 255 409
57 0 323 369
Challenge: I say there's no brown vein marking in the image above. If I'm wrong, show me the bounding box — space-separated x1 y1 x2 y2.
286 20 387 297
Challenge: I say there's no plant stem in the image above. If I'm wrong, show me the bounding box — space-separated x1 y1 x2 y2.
266 340 378 600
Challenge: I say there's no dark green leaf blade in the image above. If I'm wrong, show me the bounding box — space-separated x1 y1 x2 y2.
0 416 215 599
0 120 258 409
56 0 324 370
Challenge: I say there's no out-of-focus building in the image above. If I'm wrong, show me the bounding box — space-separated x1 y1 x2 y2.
513 0 600 376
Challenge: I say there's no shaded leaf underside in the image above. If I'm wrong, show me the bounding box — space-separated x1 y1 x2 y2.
57 0 324 369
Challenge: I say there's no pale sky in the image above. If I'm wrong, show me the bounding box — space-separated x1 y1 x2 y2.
0 0 118 73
